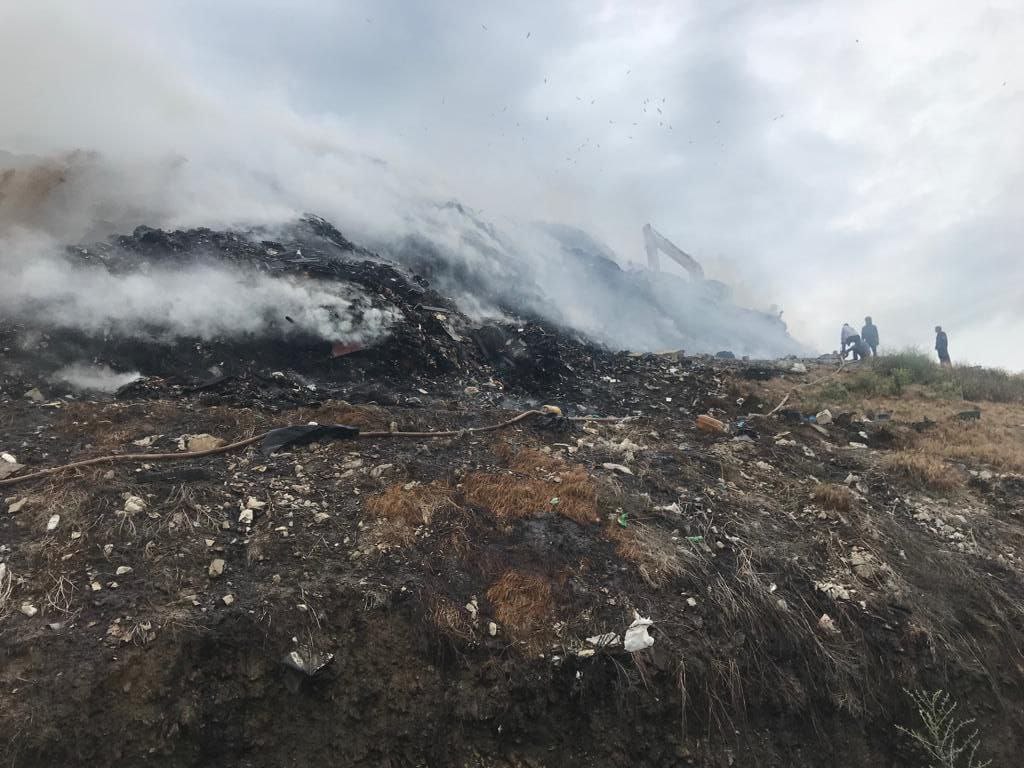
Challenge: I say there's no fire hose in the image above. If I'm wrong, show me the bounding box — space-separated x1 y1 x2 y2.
0 406 627 489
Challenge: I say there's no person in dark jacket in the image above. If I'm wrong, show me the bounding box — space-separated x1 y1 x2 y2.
861 317 879 357
935 325 951 366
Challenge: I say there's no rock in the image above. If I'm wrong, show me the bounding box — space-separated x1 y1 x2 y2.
913 511 932 522
313 512 330 524
46 514 60 532
0 462 24 481
790 362 808 374
848 442 868 449
817 613 840 634
488 621 498 637
115 565 133 576
186 434 226 452
24 388 44 403
208 558 226 578
464 386 480 396
238 509 254 525
103 543 114 556
91 581 103 591
20 603 38 617
815 409 833 426
70 531 82 540
245 497 267 510
222 594 235 606
122 495 146 515
849 548 880 580
7 498 27 514
686 597 698 607
370 463 394 479
132 435 157 447
696 414 727 434
755 461 773 471
602 463 633 475
979 470 994 481
465 597 479 621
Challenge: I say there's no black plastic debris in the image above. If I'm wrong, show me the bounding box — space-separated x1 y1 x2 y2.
261 424 360 456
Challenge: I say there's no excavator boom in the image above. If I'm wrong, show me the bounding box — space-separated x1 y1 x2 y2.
643 223 704 280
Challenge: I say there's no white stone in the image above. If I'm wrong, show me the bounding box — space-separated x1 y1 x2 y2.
115 565 133 576
46 514 60 532
20 603 38 617
208 558 225 578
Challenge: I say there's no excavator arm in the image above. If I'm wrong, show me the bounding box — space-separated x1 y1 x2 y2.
643 223 704 280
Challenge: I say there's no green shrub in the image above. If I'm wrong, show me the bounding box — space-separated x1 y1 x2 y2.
954 366 1024 403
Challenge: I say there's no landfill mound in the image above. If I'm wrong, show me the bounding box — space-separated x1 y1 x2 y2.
1 222 1023 768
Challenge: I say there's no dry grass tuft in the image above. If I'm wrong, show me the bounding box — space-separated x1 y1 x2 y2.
463 468 598 524
427 595 475 641
485 570 553 636
366 482 454 527
612 522 685 588
884 452 963 491
494 443 566 473
812 484 854 512
364 482 456 548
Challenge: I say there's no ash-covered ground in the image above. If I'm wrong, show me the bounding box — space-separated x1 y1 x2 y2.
1 219 1022 768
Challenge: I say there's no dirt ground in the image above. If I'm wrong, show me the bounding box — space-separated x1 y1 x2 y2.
2 347 1023 768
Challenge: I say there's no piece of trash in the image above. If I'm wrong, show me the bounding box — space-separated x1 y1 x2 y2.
696 414 727 434
818 613 840 634
24 388 45 403
602 463 633 476
208 558 225 578
260 424 360 456
586 632 622 648
20 603 38 617
488 621 498 637
0 453 17 463
222 594 235 606
237 509 254 526
7 498 27 513
115 565 133 576
46 514 60 532
282 648 335 676
815 409 833 426
956 408 981 421
685 597 698 607
684 535 704 544
245 497 267 510
624 612 655 652
790 362 808 373
616 510 628 528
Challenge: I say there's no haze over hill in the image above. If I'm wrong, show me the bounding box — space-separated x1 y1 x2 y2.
1 1 1021 365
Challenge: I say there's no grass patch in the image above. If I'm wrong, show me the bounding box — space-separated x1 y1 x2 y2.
485 570 553 637
364 482 456 548
612 521 685 588
811 483 854 511
463 468 598 524
884 452 963 492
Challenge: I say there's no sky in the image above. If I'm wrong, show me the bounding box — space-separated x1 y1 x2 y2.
1 0 1022 367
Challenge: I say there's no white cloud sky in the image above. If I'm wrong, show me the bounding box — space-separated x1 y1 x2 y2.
2 0 1022 366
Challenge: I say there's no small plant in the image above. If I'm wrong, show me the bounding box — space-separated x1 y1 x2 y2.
897 689 990 768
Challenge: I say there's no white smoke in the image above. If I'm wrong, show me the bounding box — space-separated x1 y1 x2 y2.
0 231 399 344
51 364 141 393
0 1 802 359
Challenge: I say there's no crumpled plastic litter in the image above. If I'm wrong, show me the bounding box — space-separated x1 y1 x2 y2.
624 612 655 652
261 424 360 456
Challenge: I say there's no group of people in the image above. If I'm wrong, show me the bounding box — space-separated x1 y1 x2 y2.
840 317 880 361
839 318 951 366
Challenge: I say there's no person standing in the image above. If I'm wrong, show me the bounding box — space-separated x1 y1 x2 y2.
935 325 951 366
861 316 879 357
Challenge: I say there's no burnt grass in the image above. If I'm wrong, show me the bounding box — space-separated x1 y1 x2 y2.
2 224 1024 767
